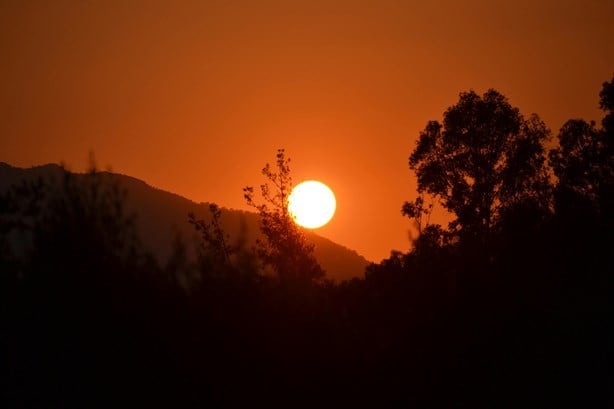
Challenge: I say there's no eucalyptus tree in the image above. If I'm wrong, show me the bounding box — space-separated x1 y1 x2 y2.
408 89 551 242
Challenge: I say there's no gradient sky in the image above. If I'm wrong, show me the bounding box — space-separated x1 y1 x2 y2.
1 0 613 261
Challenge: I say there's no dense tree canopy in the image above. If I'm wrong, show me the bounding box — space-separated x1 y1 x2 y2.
408 90 551 241
549 76 614 227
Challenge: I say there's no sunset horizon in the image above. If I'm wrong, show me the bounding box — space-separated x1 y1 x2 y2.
3 0 613 261
1 1 612 407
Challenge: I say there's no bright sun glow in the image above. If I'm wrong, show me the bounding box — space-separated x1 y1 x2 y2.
288 180 336 229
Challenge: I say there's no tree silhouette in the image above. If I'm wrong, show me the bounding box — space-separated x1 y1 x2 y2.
409 89 551 242
401 194 433 236
598 76 614 229
188 203 259 288
549 76 614 227
401 194 448 253
189 204 232 267
549 119 602 214
0 162 186 408
600 76 614 135
243 149 324 284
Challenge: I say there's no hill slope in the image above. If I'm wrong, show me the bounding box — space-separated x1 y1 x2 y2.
0 162 369 281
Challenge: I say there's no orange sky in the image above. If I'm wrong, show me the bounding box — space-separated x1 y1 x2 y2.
1 0 613 261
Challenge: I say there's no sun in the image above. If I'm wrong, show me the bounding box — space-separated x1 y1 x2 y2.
288 180 336 229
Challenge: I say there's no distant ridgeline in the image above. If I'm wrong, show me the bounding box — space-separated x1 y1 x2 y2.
0 162 369 282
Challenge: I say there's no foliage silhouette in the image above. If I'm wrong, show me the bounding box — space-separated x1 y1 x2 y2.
1 162 186 408
189 204 232 265
371 80 613 407
243 148 324 285
408 89 551 243
187 203 260 285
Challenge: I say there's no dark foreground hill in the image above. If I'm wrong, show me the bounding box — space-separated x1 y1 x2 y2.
0 162 369 281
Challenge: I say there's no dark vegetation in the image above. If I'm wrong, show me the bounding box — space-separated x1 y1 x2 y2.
1 78 612 408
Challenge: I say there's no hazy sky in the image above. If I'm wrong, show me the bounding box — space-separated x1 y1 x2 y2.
1 0 613 261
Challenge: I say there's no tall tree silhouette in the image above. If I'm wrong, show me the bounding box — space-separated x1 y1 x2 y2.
600 76 614 137
244 149 324 284
408 89 551 242
549 119 602 215
549 76 614 228
599 76 614 229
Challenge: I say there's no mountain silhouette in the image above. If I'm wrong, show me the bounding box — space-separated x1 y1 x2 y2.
0 162 368 281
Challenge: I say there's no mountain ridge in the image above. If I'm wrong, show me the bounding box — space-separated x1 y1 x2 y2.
0 162 369 281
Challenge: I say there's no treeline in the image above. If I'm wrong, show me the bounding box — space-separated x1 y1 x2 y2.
1 78 612 408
